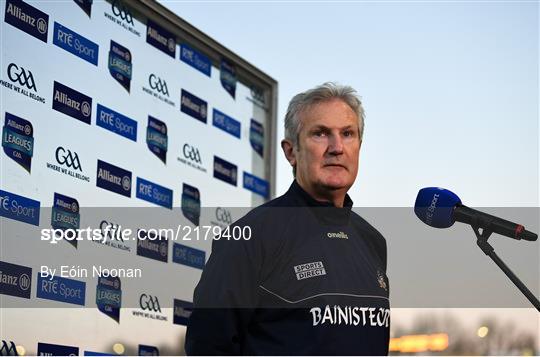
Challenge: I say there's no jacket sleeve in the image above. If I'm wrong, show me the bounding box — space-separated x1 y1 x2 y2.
185 231 262 355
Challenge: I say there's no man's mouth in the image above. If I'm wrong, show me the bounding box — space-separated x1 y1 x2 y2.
324 164 346 169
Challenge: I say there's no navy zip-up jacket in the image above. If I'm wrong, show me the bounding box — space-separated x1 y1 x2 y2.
186 181 390 355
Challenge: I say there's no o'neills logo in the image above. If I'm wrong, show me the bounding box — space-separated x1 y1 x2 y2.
146 19 175 58
96 159 132 198
4 0 49 42
2 112 33 172
310 305 390 327
52 81 92 125
327 231 348 239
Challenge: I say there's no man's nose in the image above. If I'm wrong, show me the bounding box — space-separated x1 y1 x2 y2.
328 134 344 155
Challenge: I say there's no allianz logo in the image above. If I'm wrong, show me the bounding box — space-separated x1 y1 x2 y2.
147 26 175 53
6 118 31 135
7 63 36 91
54 89 91 117
137 237 167 258
111 0 133 25
6 2 47 34
148 74 169 96
97 168 131 191
326 231 348 239
55 147 82 172
54 197 78 213
181 94 207 118
0 270 30 291
214 162 236 180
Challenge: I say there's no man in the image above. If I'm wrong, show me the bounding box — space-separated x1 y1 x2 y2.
185 83 390 355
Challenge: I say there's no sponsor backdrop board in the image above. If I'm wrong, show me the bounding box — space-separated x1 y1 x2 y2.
0 0 277 355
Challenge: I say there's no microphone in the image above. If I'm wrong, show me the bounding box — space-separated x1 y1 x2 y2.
414 187 537 241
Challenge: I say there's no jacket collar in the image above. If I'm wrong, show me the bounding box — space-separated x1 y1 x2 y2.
287 180 353 225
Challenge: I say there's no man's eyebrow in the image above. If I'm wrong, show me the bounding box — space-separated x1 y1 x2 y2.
309 125 355 130
308 125 329 131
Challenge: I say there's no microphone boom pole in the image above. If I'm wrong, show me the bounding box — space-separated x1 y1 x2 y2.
470 216 540 311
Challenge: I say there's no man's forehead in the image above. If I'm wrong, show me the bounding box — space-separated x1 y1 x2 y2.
300 100 359 129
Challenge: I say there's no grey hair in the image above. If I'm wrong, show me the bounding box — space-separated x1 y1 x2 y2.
284 82 365 148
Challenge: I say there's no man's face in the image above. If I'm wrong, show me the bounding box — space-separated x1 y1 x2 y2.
288 99 361 196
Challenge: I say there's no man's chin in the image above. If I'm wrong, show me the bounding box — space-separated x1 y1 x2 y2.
320 177 351 191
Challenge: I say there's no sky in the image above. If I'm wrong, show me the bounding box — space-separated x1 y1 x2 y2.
160 0 538 208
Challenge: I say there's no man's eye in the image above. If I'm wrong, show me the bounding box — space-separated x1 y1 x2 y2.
314 131 325 137
343 131 354 137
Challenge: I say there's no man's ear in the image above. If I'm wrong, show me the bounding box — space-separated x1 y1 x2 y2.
281 139 296 167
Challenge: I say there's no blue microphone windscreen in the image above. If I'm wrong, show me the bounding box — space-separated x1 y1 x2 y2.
414 187 462 228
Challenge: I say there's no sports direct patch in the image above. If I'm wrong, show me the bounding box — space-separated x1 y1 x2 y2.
294 261 326 281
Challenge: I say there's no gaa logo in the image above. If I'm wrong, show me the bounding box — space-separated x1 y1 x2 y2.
0 340 18 356
215 207 232 225
140 294 161 312
148 74 169 96
7 63 37 91
182 144 201 164
19 273 31 291
55 147 83 172
250 86 265 104
111 0 134 25
37 17 48 34
122 176 131 191
81 101 91 117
